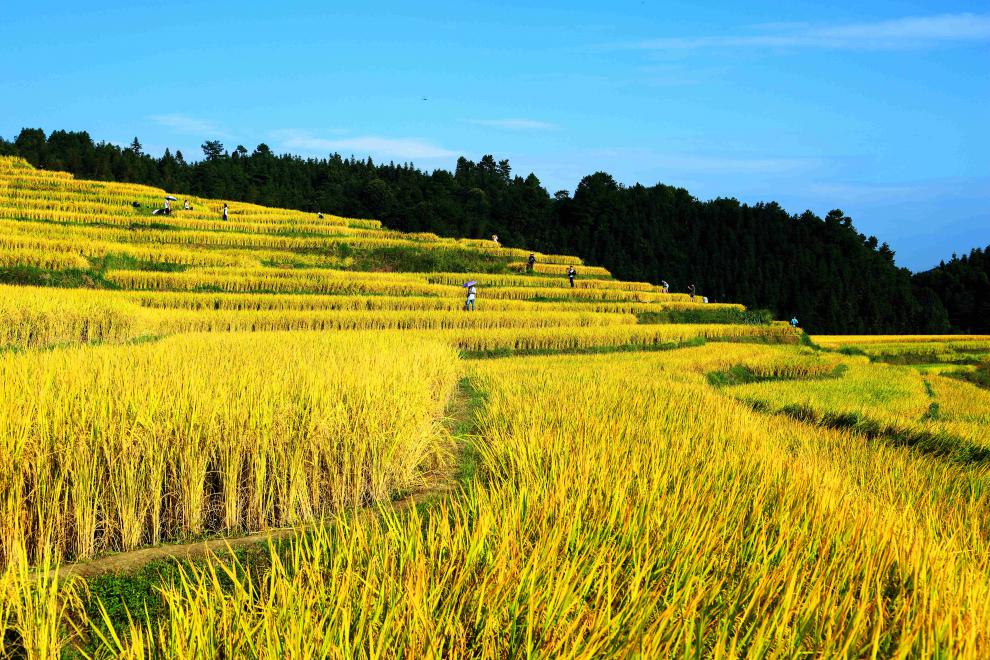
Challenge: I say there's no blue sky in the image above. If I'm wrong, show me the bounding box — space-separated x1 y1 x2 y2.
2 0 987 271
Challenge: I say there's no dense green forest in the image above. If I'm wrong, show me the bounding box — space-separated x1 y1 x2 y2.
1 128 979 334
913 247 990 334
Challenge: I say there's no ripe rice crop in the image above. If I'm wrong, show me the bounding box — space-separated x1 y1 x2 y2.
436 322 798 353
127 290 562 313
125 291 740 316
0 332 458 565
145 309 635 334
0 285 144 349
18 154 975 655
80 349 990 657
0 247 90 271
425 272 656 291
508 261 612 277
727 357 990 448
481 285 688 303
0 233 251 267
814 334 990 348
104 268 457 297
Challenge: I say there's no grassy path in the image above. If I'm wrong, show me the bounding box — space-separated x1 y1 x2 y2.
57 377 481 581
58 487 450 580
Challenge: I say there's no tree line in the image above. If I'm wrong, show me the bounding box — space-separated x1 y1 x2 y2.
1 128 979 334
912 247 990 334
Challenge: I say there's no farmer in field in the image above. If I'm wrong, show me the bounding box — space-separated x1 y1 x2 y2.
163 197 171 215
689 284 696 301
527 253 536 272
492 234 499 246
791 317 799 328
465 283 477 311
567 265 576 287
222 203 229 221
183 199 191 210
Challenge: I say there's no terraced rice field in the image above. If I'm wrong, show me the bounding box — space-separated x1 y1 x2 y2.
1 156 989 657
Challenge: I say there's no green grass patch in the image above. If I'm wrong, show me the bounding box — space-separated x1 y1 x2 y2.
945 362 990 390
451 377 488 487
0 254 186 291
707 362 847 388
71 544 273 658
799 331 827 352
637 308 771 325
761 403 990 466
341 245 514 274
0 265 106 289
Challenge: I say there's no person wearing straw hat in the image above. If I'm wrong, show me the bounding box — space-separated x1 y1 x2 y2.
464 281 477 311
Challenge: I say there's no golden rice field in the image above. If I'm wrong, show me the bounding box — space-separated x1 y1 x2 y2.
2 157 990 657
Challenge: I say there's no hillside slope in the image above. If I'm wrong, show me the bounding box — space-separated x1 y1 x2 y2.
0 155 791 351
0 128 948 333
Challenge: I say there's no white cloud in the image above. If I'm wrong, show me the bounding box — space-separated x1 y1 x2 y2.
149 114 226 136
808 178 990 204
661 155 820 174
590 148 821 175
272 130 458 160
467 118 559 131
807 181 922 203
626 13 990 51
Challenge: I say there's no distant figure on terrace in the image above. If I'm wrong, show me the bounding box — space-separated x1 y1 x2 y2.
465 283 477 311
222 203 228 221
491 234 499 246
163 197 171 215
183 199 191 210
791 317 799 328
567 266 576 288
661 280 669 293
689 284 696 301
527 253 536 273
318 211 324 219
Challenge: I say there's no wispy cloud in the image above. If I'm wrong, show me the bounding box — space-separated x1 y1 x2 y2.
661 155 820 175
807 181 922 203
467 118 559 131
625 13 990 51
590 148 821 175
808 178 990 204
272 130 458 160
149 114 226 136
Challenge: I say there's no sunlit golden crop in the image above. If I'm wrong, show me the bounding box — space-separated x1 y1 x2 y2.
3 155 987 656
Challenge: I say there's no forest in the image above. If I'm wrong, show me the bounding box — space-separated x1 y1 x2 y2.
1 128 984 334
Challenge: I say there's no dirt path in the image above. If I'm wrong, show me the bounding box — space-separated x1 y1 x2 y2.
58 380 478 580
59 486 455 580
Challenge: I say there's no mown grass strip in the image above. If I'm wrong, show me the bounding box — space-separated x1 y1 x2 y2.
749 401 990 466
